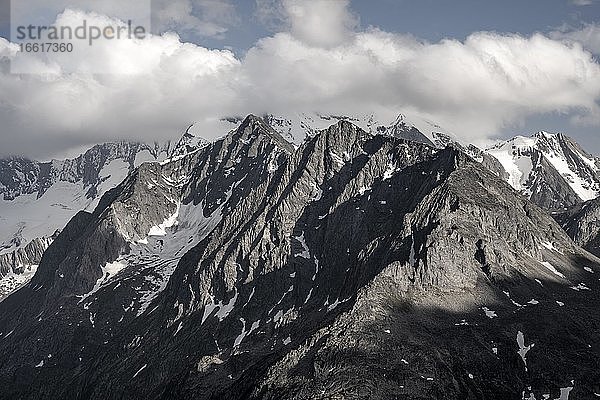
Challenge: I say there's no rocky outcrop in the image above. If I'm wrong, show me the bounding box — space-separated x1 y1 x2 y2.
0 236 54 276
555 197 600 258
0 234 61 300
0 116 598 400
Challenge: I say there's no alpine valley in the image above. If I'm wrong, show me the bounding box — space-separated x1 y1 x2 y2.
0 113 599 400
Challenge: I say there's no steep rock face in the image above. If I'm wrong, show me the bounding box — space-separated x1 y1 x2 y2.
486 132 600 211
463 144 509 181
0 142 159 202
252 152 598 400
0 117 598 400
0 158 40 201
555 197 600 258
261 112 513 189
0 142 163 255
258 115 600 214
0 236 54 276
0 236 55 300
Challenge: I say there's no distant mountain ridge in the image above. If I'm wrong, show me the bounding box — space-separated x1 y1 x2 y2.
261 113 600 213
260 111 455 146
2 115 599 302
485 132 600 211
0 131 209 299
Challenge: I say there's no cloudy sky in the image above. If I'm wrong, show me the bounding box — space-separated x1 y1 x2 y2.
0 0 599 159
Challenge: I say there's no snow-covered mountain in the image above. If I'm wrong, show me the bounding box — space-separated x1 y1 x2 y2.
261 111 513 186
485 132 600 211
0 131 208 299
0 115 599 399
260 111 454 147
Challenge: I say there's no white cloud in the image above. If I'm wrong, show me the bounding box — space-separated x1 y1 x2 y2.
550 23 600 54
242 29 600 147
282 0 358 48
570 0 596 5
254 0 284 30
1 4 600 158
255 0 358 48
153 0 239 38
0 10 241 157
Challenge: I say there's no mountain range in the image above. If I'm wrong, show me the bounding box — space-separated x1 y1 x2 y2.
0 131 210 299
0 113 599 399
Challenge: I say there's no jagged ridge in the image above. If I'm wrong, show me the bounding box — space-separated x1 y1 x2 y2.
0 116 598 399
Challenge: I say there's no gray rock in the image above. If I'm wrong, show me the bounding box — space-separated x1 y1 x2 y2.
555 197 600 257
0 116 598 400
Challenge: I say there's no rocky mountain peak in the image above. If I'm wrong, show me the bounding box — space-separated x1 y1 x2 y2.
485 130 600 211
555 196 600 258
532 130 556 139
168 124 210 160
229 114 295 154
378 114 435 146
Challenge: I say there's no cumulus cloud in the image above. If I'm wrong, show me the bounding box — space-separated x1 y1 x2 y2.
153 0 239 38
242 29 600 146
0 10 241 157
1 2 600 158
282 0 358 47
255 0 358 47
550 23 600 54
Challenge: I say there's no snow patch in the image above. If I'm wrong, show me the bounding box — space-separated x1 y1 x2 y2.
132 364 147 379
516 331 534 370
540 241 562 254
541 261 566 279
233 318 260 348
293 232 310 259
503 291 523 307
570 283 590 291
202 290 239 324
486 137 535 191
482 307 497 318
556 385 574 400
147 205 180 237
78 260 126 304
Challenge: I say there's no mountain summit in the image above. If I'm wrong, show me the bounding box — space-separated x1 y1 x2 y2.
486 132 600 211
